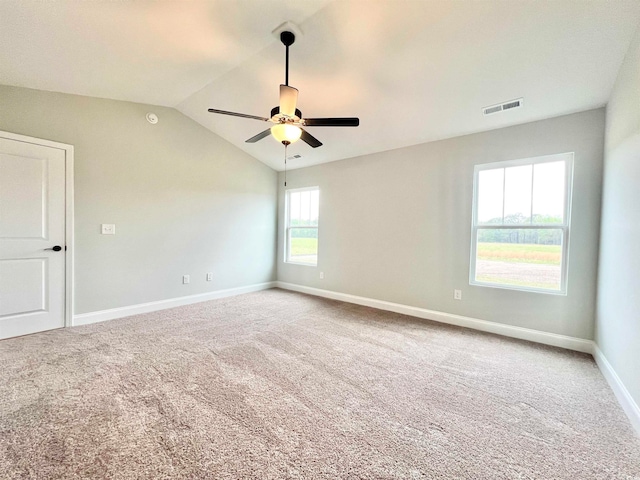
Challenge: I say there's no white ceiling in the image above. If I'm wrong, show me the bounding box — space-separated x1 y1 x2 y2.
2 1 640 171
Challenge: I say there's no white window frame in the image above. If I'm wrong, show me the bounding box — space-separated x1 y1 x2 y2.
284 186 319 266
469 152 574 295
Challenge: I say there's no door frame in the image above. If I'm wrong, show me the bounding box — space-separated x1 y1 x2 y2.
1 130 74 329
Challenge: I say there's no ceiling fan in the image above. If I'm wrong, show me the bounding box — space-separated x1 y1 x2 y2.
207 30 359 149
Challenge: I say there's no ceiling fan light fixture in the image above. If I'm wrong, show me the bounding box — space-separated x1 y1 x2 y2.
207 28 358 154
271 123 302 144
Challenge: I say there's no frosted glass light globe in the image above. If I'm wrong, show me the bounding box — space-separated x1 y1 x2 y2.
271 123 302 143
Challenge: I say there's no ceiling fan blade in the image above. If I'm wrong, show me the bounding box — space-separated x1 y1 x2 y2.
279 85 299 117
245 129 272 143
304 117 360 127
300 128 323 148
208 109 270 122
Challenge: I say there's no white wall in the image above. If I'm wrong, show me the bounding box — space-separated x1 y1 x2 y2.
0 85 277 315
278 109 605 340
596 26 640 409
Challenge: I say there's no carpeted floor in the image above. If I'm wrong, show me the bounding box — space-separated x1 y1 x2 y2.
1 289 639 479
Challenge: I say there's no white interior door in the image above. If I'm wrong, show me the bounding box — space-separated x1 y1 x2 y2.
0 136 67 340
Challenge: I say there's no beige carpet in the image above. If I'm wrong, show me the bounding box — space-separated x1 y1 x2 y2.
1 289 639 479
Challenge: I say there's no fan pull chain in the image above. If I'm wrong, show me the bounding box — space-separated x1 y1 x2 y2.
284 143 287 187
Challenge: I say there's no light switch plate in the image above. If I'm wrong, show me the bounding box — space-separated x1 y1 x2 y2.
101 224 116 235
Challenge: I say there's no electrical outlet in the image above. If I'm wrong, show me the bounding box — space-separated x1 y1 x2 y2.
454 289 462 300
183 275 190 284
101 224 115 235
206 273 213 282
320 272 324 279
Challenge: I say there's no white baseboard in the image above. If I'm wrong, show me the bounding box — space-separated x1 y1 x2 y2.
275 282 594 354
73 281 277 326
593 345 640 435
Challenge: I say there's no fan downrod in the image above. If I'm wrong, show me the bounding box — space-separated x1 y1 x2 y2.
281 31 295 86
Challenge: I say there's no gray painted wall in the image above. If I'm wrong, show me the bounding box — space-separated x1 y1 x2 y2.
0 85 277 314
596 27 640 407
278 109 605 340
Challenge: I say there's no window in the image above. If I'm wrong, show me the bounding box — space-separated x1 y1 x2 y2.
470 153 573 294
285 186 319 266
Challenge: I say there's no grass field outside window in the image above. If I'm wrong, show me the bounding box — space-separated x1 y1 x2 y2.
475 241 562 291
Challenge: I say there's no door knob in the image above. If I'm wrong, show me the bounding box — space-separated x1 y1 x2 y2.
44 245 63 252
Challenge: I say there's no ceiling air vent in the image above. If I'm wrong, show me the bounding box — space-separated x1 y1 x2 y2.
286 154 302 160
483 98 523 116
484 105 503 115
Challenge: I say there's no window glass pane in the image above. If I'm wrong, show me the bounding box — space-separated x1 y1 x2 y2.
288 227 318 265
288 190 318 227
532 161 565 224
504 165 532 224
477 168 504 225
310 189 319 225
475 228 563 291
300 190 311 222
286 188 319 265
288 191 301 223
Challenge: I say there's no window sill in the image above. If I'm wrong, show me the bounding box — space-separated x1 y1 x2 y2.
284 261 317 267
469 280 567 296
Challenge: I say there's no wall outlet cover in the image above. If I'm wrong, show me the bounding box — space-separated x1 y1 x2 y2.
101 224 115 235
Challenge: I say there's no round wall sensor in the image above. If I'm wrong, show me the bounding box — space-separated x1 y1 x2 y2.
146 113 158 124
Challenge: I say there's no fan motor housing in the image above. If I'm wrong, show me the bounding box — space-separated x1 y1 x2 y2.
271 106 302 123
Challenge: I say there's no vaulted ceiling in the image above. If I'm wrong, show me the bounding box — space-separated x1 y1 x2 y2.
2 1 639 170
